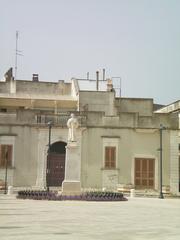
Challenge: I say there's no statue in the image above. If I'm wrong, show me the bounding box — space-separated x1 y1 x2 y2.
67 113 79 142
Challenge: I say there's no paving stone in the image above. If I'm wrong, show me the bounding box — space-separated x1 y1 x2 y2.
0 194 180 240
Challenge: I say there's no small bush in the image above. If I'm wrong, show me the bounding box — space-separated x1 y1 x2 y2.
82 191 126 201
17 190 127 201
17 190 57 200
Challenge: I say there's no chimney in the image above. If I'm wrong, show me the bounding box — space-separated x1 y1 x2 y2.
4 68 13 82
103 68 105 81
32 74 39 82
4 68 16 93
107 78 113 92
96 71 99 91
87 72 89 80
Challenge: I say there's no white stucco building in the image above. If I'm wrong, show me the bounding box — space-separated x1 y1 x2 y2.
0 68 179 195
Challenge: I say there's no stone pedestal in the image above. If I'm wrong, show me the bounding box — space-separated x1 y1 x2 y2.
62 141 81 195
8 186 13 195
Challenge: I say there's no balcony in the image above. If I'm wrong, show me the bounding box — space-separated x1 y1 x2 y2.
0 111 87 127
35 113 87 127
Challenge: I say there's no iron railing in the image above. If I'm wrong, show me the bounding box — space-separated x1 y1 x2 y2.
35 113 87 127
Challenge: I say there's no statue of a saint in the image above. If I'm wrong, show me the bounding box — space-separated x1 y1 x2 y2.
67 113 79 142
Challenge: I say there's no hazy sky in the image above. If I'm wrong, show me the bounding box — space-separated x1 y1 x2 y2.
1 0 180 104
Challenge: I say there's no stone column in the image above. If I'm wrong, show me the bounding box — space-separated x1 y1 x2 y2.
62 141 81 195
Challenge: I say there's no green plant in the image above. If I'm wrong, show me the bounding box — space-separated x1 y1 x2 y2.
17 190 127 201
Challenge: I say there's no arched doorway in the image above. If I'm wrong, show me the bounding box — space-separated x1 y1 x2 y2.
46 141 66 187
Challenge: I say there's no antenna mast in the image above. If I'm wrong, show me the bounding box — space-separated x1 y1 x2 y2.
15 31 18 80
15 31 23 80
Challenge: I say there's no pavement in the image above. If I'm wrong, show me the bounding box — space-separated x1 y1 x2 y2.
0 194 180 240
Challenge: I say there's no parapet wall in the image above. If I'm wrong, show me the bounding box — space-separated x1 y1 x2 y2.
16 80 71 95
115 98 154 117
0 80 72 96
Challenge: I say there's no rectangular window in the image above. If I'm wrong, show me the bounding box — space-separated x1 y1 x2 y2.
0 145 13 168
105 146 116 168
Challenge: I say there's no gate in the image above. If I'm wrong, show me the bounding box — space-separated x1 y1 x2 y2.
46 141 66 187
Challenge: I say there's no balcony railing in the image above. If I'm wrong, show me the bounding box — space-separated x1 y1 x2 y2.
35 113 87 127
0 111 87 126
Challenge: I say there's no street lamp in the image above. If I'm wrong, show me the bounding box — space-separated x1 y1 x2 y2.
48 121 52 153
4 149 8 194
159 124 166 199
47 121 53 192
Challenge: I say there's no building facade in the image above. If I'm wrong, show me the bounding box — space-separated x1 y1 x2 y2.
0 68 179 195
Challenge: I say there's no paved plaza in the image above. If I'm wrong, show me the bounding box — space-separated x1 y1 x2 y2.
0 194 180 240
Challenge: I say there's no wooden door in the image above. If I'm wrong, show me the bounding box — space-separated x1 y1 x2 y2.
135 158 155 189
47 153 65 186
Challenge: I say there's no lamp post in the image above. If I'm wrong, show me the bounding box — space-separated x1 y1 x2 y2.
4 150 8 194
159 124 166 199
47 121 52 192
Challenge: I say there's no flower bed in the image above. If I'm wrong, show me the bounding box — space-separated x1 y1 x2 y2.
17 190 127 201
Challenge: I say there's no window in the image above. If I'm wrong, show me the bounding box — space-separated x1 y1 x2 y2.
0 108 7 112
0 145 13 168
105 146 116 168
102 137 119 170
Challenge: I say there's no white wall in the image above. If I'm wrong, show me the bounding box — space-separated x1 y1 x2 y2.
81 127 171 190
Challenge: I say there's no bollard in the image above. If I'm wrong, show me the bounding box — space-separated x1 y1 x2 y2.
8 186 13 195
130 189 135 198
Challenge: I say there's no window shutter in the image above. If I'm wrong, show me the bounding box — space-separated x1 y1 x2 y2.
0 145 13 167
7 145 12 166
105 146 116 168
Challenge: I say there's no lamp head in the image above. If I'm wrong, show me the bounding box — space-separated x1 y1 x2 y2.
47 121 53 127
160 124 166 130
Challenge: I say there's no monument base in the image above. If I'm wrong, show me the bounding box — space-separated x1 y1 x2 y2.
62 180 81 195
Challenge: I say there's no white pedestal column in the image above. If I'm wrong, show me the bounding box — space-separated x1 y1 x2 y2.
62 141 81 195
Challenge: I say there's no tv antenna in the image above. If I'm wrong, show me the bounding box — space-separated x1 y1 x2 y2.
15 31 23 80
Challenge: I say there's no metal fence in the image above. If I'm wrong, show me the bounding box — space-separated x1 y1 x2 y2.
35 113 87 127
